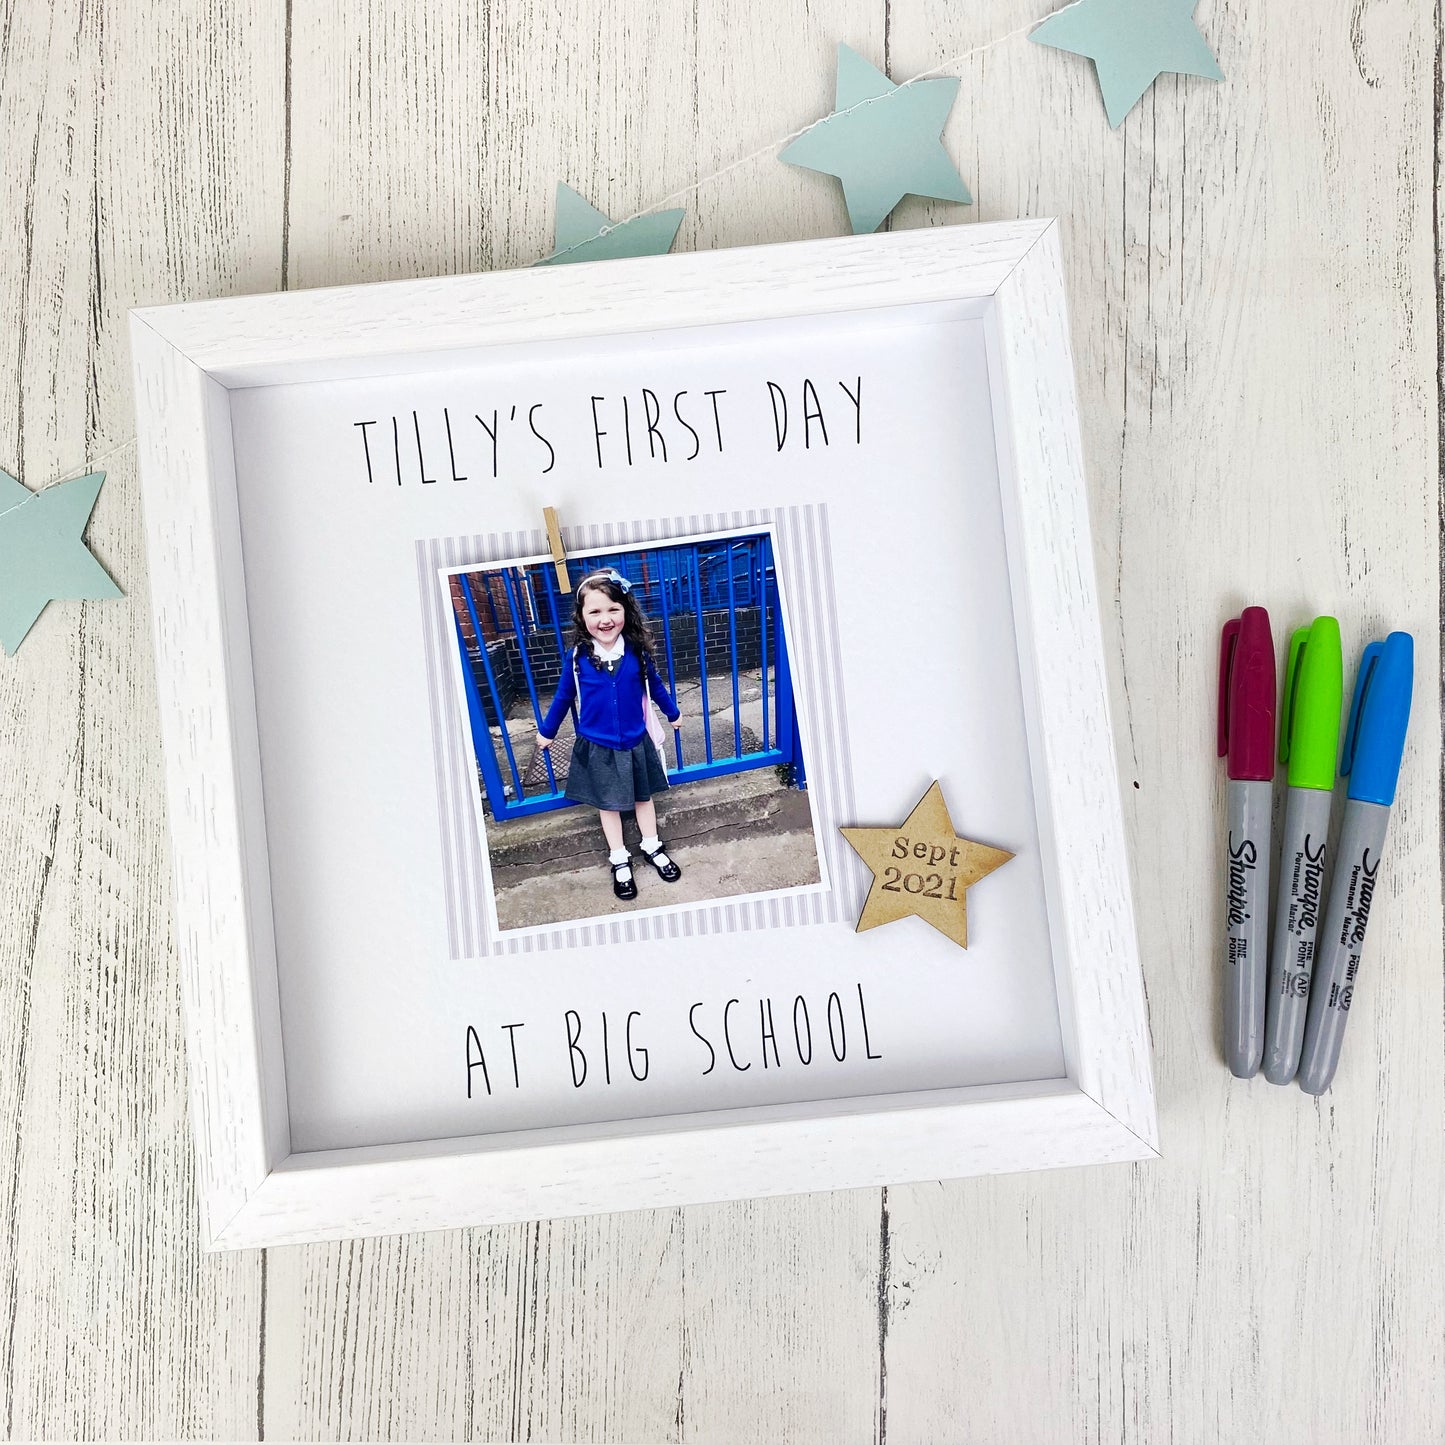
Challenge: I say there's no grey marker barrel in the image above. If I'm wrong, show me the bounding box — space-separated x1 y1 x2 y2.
1262 788 1331 1083
1224 778 1271 1078
1297 801 1390 1096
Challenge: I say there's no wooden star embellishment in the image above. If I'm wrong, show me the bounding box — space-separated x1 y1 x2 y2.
840 782 1013 949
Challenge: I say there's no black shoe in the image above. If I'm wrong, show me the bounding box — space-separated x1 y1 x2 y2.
640 841 682 882
611 859 638 901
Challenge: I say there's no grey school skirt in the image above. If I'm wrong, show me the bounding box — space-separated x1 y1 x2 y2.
565 735 670 811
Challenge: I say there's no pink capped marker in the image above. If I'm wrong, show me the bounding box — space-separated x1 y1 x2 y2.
1217 606 1276 1078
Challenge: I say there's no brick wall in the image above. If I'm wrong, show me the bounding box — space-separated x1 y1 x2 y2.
450 573 512 645
663 607 764 679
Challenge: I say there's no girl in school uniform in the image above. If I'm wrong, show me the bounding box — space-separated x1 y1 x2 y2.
536 568 685 900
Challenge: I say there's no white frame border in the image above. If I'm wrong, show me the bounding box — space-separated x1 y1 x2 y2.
131 220 1157 1251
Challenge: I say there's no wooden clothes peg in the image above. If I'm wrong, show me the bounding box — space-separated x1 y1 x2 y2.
542 506 571 593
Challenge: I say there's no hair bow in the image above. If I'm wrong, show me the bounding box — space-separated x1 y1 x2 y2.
604 568 633 594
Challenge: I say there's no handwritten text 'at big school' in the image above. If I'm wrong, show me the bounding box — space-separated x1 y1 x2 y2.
350 377 865 487
464 983 883 1100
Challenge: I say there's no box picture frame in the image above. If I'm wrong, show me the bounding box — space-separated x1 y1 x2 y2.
131 219 1157 1251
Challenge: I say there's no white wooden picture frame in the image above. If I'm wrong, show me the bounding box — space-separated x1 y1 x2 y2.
131 219 1157 1251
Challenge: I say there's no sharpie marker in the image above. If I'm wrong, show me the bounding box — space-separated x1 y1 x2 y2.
1217 606 1276 1079
1262 617 1343 1084
1298 632 1413 1096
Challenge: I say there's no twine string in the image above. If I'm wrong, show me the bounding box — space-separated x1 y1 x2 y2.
0 437 139 521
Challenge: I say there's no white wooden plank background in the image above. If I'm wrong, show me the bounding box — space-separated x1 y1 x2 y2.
0 0 1440 1439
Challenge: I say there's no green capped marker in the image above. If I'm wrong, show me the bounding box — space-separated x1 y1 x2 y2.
1262 616 1343 1084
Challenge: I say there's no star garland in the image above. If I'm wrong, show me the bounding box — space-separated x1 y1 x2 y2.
539 1 1219 259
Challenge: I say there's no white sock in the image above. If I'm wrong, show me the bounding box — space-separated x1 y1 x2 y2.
608 847 631 866
640 835 662 854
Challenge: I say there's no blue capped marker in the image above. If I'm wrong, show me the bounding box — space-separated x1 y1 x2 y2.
1297 631 1413 1095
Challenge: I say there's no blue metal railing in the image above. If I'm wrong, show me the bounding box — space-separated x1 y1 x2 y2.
450 532 804 821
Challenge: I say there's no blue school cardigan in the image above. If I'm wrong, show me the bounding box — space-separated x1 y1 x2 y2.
539 644 680 751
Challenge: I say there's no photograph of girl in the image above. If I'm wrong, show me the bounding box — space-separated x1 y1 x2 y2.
445 530 823 932
536 568 685 900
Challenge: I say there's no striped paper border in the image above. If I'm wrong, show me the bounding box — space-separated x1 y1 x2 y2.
416 505 861 958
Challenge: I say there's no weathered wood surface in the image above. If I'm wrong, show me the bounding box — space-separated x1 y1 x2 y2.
1 0 1440 1439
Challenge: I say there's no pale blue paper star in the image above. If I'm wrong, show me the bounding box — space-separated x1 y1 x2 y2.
536 184 685 266
0 469 122 655
1031 0 1223 128
779 44 971 235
